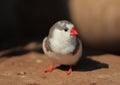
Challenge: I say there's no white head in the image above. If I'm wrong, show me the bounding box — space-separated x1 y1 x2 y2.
48 20 78 54
48 20 78 42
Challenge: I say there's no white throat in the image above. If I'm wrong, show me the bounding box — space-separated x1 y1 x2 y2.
49 29 77 54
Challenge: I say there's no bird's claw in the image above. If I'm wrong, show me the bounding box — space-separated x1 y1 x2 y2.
66 67 72 75
44 64 54 73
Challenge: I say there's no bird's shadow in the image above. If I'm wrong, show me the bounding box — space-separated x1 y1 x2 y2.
58 47 109 71
58 58 109 71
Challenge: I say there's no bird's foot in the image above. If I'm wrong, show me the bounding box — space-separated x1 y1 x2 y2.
66 67 72 75
44 64 54 72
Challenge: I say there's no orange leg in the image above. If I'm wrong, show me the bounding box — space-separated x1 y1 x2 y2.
44 64 54 72
66 66 72 75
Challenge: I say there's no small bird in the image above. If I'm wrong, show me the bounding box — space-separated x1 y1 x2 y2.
42 20 82 75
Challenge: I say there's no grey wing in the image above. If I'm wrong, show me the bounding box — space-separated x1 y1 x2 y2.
42 37 48 54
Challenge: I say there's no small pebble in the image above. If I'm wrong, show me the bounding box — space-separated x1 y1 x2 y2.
36 59 42 63
98 75 110 79
17 72 26 75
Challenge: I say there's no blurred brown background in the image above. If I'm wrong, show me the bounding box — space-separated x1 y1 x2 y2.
0 0 120 53
69 0 120 53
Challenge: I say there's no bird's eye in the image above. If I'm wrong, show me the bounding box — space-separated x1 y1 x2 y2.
64 28 69 32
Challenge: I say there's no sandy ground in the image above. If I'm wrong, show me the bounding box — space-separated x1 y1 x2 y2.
0 42 120 85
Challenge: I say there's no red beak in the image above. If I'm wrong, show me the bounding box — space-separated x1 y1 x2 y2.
70 27 78 36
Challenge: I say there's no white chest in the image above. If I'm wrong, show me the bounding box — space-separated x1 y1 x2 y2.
49 37 77 55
